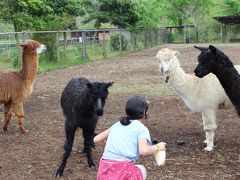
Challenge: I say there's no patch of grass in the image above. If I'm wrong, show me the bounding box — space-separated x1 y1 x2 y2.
110 84 176 97
37 43 133 72
0 56 14 71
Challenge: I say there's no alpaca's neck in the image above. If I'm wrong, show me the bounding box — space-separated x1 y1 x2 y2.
166 66 194 97
214 66 240 97
212 55 238 91
19 51 38 86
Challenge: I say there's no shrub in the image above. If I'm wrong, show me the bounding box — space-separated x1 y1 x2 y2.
109 33 128 51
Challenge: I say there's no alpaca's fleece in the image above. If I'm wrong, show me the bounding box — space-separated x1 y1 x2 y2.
55 77 113 177
156 48 240 151
0 40 46 133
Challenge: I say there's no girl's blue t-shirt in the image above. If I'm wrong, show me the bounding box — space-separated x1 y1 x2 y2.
102 120 152 162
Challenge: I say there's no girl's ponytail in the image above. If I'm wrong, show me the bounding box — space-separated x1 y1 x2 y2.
120 117 131 126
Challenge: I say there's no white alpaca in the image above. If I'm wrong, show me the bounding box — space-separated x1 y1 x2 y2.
156 48 240 151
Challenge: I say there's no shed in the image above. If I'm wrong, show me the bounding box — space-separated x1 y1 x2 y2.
214 15 240 43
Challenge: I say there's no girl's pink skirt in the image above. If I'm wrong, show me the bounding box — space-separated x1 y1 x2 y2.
97 158 143 180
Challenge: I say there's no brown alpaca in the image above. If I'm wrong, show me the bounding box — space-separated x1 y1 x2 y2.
0 40 46 133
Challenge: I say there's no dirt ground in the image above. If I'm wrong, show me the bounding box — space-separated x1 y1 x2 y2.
0 44 239 180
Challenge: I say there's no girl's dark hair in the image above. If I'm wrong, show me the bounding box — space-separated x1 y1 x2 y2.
120 96 149 126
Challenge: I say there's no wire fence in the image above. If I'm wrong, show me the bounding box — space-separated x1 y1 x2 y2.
0 26 199 71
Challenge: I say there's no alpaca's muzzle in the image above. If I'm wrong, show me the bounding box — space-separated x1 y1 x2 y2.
37 45 47 54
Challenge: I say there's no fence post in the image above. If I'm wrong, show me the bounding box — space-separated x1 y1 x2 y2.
144 29 147 48
119 31 123 53
102 31 107 58
15 33 22 65
132 31 137 51
55 32 60 63
6 34 10 57
154 29 158 46
82 31 87 63
221 23 227 43
63 32 67 51
195 26 199 43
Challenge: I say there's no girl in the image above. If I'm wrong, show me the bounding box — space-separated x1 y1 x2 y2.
94 95 166 180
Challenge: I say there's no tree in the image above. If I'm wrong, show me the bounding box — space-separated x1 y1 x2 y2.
44 0 85 30
82 0 139 29
0 0 52 32
133 0 163 29
160 0 213 26
0 0 85 31
0 0 85 62
222 0 240 15
0 0 53 63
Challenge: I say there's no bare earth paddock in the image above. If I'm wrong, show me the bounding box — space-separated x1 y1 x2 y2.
0 43 239 180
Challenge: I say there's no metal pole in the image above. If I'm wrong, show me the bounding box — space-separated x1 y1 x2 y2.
82 31 87 63
55 32 60 63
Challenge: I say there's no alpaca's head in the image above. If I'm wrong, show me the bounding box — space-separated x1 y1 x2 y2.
194 45 231 78
87 81 114 116
156 48 180 75
20 40 46 54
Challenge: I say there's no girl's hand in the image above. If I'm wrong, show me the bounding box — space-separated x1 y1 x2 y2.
156 142 166 151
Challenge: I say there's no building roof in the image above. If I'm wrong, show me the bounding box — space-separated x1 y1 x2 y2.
214 15 240 24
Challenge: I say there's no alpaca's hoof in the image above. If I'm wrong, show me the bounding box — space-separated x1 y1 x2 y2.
20 128 28 133
88 161 95 168
55 168 63 177
3 126 8 131
204 146 213 151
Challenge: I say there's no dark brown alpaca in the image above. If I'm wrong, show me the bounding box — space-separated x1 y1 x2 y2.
0 40 46 133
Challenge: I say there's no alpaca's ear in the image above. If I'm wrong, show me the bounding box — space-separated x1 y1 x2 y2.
20 43 26 48
194 46 205 51
174 51 181 57
106 82 114 88
209 45 216 54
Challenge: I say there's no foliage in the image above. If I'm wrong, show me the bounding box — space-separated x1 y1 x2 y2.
159 0 213 26
109 33 128 51
0 0 52 31
1 0 240 63
43 0 85 30
82 0 139 29
0 23 14 32
222 0 240 15
133 0 163 29
33 33 57 61
46 0 85 16
0 0 85 32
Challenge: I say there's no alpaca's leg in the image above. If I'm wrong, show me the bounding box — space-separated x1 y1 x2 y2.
82 129 95 168
202 110 217 151
3 102 12 131
55 126 76 177
12 102 26 133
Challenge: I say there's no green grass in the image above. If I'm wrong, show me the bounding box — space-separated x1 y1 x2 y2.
1 42 239 73
37 43 135 72
0 56 14 71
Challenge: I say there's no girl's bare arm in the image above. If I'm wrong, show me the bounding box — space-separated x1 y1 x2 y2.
94 128 111 147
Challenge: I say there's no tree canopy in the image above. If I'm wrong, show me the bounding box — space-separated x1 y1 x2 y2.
0 0 85 32
82 0 139 29
222 0 240 15
0 0 240 31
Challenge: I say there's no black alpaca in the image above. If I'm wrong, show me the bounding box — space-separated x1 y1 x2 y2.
194 45 240 117
55 77 114 177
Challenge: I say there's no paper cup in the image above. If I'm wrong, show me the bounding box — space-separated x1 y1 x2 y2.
154 150 166 166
